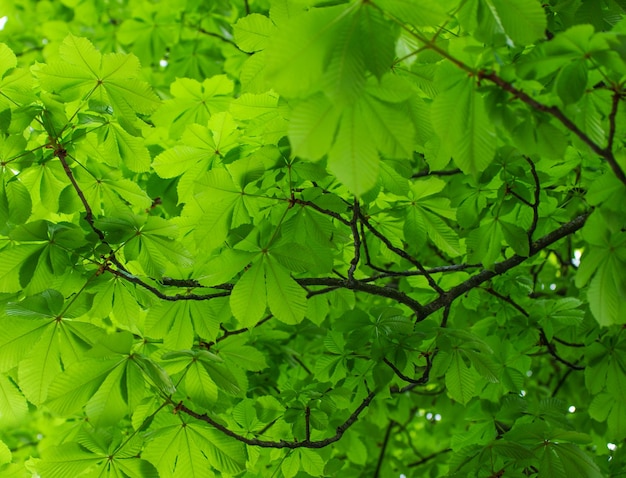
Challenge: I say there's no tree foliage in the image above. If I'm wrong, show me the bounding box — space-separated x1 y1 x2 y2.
0 0 625 476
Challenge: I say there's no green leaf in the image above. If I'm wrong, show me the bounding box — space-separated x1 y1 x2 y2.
323 9 366 105
27 443 100 478
500 221 530 256
39 35 160 118
265 258 307 325
376 0 448 26
234 14 276 53
0 43 17 78
445 351 475 404
18 324 61 405
184 361 218 407
133 354 176 396
84 363 128 427
587 258 626 326
264 5 345 97
0 439 11 467
551 442 603 478
282 452 300 478
328 104 379 195
46 357 124 416
142 415 213 478
489 0 548 46
556 60 588 105
432 65 496 175
230 260 266 328
216 336 268 371
0 244 42 293
288 94 341 161
0 375 28 425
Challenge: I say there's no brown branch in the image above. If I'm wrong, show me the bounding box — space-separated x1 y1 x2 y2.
305 407 311 442
106 267 231 301
56 148 105 242
607 88 622 153
552 336 584 348
412 168 462 179
419 212 590 320
177 391 376 448
348 198 361 282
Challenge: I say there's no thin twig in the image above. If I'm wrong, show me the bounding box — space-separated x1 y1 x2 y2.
538 328 585 371
373 421 395 478
305 407 311 441
176 391 376 448
524 156 541 246
407 448 452 468
360 213 445 295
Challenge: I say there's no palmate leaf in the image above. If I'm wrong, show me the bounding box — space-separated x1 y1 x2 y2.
38 35 160 119
432 64 496 175
26 443 100 478
153 124 220 179
153 76 233 138
146 301 221 350
143 414 245 477
29 437 160 478
538 443 603 478
45 357 124 416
